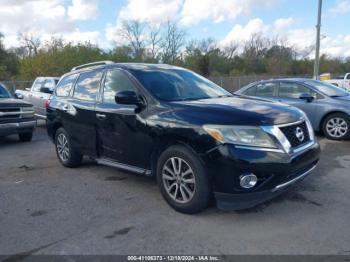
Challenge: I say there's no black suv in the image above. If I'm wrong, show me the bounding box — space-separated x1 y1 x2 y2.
47 61 320 214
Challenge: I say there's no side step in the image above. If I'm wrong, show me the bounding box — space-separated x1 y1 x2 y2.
96 158 152 176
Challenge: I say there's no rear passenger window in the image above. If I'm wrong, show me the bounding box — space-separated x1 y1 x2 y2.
56 74 78 97
73 70 103 101
244 86 256 96
255 83 277 97
103 69 137 104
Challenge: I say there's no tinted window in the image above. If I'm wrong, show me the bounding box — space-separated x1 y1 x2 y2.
0 84 11 98
56 74 78 97
243 86 256 96
304 80 349 97
255 82 277 97
103 70 136 103
73 70 103 101
279 82 316 99
130 69 231 101
32 78 44 92
347 74 350 80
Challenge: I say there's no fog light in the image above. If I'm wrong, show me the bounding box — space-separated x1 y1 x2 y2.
240 173 258 189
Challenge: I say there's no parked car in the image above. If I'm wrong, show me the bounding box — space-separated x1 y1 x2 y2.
15 77 59 119
47 62 320 214
323 73 350 90
236 78 350 140
0 82 36 142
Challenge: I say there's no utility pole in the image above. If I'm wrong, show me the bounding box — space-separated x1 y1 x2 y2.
313 0 323 79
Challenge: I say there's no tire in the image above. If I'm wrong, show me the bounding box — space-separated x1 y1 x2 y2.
55 128 82 167
322 113 350 140
157 145 211 214
19 132 33 142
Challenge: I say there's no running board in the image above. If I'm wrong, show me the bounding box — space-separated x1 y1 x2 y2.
96 158 152 176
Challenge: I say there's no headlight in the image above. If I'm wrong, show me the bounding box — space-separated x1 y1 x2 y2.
203 125 277 148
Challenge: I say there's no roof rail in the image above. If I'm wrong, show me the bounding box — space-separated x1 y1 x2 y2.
71 61 114 71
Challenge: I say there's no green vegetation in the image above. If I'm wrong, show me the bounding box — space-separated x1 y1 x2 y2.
1 21 350 81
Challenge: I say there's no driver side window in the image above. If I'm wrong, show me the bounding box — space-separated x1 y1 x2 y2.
103 69 137 104
279 82 317 99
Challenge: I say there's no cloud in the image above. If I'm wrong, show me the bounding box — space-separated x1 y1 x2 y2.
220 18 270 46
220 18 350 58
329 0 350 15
180 0 276 26
274 17 295 31
67 0 99 21
119 0 183 24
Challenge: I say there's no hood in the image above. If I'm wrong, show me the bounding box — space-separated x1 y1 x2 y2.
167 96 304 126
0 98 33 108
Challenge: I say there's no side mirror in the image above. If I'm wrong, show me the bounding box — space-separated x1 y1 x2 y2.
15 93 24 99
115 91 143 106
299 93 314 102
40 86 53 94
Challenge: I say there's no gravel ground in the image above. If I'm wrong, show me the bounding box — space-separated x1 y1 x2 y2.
1 124 350 255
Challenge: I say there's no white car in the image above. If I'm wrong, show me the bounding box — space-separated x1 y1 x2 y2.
323 73 350 91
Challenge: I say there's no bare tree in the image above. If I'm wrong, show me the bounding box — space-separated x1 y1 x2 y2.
161 21 186 64
19 32 41 57
222 42 238 59
147 24 162 61
118 20 146 60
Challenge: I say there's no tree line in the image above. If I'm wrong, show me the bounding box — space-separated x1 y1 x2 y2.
1 20 350 81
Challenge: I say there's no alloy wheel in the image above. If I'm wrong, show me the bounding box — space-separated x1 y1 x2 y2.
326 117 348 138
162 157 196 204
56 133 70 162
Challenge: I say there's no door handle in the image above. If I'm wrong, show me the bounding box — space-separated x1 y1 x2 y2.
96 113 106 120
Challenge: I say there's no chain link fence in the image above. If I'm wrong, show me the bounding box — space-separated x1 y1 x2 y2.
208 75 312 93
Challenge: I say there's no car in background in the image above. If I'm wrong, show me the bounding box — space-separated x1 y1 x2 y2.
15 77 59 119
0 82 36 142
236 79 350 140
46 62 320 214
322 73 350 91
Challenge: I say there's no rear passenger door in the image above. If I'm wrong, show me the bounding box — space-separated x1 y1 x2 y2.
63 70 103 157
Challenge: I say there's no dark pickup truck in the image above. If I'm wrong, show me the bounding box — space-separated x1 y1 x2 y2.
0 83 36 142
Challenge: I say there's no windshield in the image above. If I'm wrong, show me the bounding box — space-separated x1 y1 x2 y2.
0 84 11 98
304 80 350 97
129 68 232 101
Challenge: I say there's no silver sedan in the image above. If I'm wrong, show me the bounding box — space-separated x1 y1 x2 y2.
235 78 350 140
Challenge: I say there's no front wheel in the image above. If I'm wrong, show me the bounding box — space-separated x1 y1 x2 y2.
157 145 211 214
55 128 82 167
322 113 350 140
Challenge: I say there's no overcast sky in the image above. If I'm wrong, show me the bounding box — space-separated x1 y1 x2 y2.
0 0 349 57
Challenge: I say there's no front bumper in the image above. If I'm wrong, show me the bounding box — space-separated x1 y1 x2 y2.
0 120 37 137
204 141 320 210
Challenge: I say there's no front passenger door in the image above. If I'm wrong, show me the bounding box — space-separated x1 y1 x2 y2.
95 69 150 168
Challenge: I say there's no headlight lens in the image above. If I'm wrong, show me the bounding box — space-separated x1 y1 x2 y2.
203 125 277 148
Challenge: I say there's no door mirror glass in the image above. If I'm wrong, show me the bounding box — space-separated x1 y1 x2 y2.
15 93 24 99
299 93 314 102
40 86 53 94
115 91 141 105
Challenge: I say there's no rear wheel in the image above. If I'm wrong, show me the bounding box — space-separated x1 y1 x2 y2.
157 145 211 214
18 132 33 142
322 113 350 140
55 128 82 167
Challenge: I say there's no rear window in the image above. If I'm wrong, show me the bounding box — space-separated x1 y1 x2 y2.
73 70 103 101
56 74 78 97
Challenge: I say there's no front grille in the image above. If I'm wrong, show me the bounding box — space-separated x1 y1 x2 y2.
280 121 310 148
0 107 21 120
